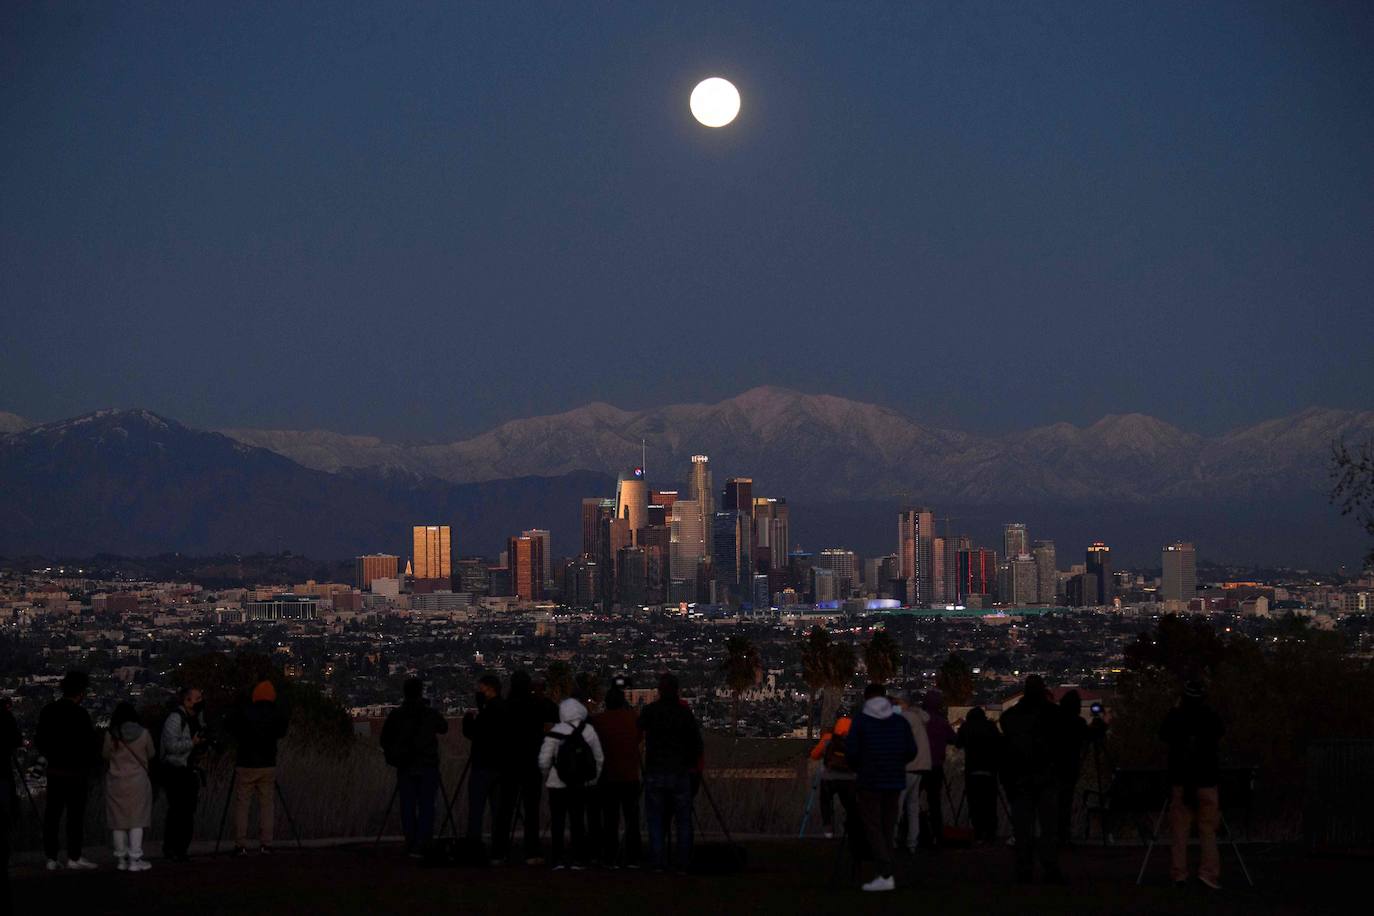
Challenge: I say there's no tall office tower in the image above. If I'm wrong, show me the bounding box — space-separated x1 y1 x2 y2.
1161 542 1197 602
788 550 815 602
817 548 859 598
521 529 552 590
898 507 936 607
1009 554 1038 605
640 523 671 604
689 455 714 553
506 535 545 601
722 478 754 515
412 525 452 582
562 555 599 608
651 490 679 513
582 498 615 557
615 469 649 538
752 497 790 573
957 547 998 600
669 497 706 590
712 510 752 604
933 535 971 604
616 546 648 606
1003 523 1029 561
1032 540 1057 604
1086 542 1114 605
812 567 839 604
454 557 490 596
354 554 399 591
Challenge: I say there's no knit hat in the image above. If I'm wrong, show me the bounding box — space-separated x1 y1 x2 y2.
252 680 277 703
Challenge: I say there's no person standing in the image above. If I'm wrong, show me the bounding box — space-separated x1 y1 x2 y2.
999 675 1063 883
955 707 1002 845
226 680 290 856
462 674 505 848
35 670 98 870
894 692 932 854
1055 690 1089 847
808 712 856 841
919 689 957 849
160 685 206 863
590 685 643 867
102 702 155 872
1159 681 1225 890
845 684 918 893
538 696 603 869
492 671 547 864
380 677 449 858
638 673 703 873
3 698 25 913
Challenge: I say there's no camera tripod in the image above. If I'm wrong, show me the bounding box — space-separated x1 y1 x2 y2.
9 753 43 825
373 757 468 849
212 766 304 854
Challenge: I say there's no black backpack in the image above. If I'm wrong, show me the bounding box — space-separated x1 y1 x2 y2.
553 721 597 787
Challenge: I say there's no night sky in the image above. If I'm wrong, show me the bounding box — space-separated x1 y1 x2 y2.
3 2 1371 441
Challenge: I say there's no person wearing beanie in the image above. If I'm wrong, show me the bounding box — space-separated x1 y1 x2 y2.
226 679 290 856
1159 680 1225 890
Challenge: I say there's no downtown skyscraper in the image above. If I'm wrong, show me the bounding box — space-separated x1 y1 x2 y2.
898 507 936 607
411 525 452 582
1161 541 1197 602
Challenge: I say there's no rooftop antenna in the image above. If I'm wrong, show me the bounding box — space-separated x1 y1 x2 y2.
642 438 646 477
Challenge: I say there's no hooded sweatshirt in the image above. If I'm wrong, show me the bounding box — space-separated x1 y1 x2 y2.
921 691 957 766
900 704 933 773
538 698 605 789
844 696 918 791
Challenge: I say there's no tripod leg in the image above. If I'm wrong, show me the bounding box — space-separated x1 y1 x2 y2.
12 755 42 823
1136 797 1170 886
214 768 236 855
1220 812 1254 887
798 771 819 838
698 777 733 845
374 780 400 849
436 757 471 841
274 782 304 850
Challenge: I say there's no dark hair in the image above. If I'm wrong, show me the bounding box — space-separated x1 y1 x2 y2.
60 670 90 698
966 706 987 723
177 685 200 701
478 674 502 695
403 677 424 701
1059 689 1081 713
657 673 680 701
604 687 627 710
110 701 140 733
863 683 886 700
1023 675 1047 702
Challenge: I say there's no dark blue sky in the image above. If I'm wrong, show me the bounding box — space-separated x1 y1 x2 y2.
3 2 1371 440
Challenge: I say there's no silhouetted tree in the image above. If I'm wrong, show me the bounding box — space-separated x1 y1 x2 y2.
863 629 901 686
800 626 832 737
1332 437 1374 565
722 636 761 736
937 652 975 706
545 661 574 701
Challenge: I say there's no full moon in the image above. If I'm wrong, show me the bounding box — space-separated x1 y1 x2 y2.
690 77 740 128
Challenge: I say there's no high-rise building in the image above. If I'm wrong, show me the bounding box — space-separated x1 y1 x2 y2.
1003 523 1029 561
1161 542 1197 603
689 455 714 553
507 535 545 601
752 497 789 574
1032 540 1057 605
521 528 552 590
898 507 936 607
723 478 754 516
412 525 452 582
562 555 599 607
1086 542 1113 606
670 497 706 590
581 498 615 557
817 548 859 598
615 470 649 537
957 547 998 600
616 545 648 606
354 554 399 591
1009 554 1038 606
712 510 752 604
933 535 970 605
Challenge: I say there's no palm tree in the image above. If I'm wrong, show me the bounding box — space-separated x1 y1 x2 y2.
800 626 832 738
822 640 857 730
937 652 976 705
722 635 761 736
864 629 901 686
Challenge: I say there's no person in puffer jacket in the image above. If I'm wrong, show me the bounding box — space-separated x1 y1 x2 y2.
538 697 604 869
844 684 917 893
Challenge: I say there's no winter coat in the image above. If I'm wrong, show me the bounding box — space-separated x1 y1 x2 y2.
900 706 933 773
380 699 448 771
638 698 704 777
35 699 96 771
1159 699 1224 788
538 699 604 789
956 714 1003 776
920 693 957 766
102 723 154 829
462 697 506 770
160 708 202 768
999 695 1057 790
228 700 290 769
845 697 918 792
589 707 642 784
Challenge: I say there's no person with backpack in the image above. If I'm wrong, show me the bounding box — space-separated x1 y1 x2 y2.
999 675 1063 883
160 685 206 863
35 670 99 871
225 680 290 857
102 702 154 872
538 695 604 869
638 673 704 873
462 674 506 849
845 684 918 893
380 677 449 858
590 684 643 868
808 712 855 840
1159 680 1225 890
895 691 933 854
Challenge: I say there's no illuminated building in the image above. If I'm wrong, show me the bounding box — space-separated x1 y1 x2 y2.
1086 542 1113 605
412 525 452 582
898 507 936 607
354 554 399 591
1162 542 1197 602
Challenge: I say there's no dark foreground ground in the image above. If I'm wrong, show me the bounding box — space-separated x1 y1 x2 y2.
9 839 1362 916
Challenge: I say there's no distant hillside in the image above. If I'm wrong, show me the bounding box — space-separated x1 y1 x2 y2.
0 412 30 434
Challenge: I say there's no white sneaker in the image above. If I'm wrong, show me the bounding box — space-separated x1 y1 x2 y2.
66 857 99 870
45 859 61 871
861 875 895 892
116 856 129 872
128 859 152 872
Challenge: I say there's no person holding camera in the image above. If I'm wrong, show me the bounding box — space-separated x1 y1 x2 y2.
1159 680 1225 890
226 680 290 857
35 670 98 871
380 677 448 857
1055 690 1089 848
638 673 703 874
462 674 506 848
160 686 206 862
102 702 155 872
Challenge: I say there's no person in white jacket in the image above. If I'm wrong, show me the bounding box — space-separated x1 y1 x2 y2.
538 697 604 869
896 691 933 853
